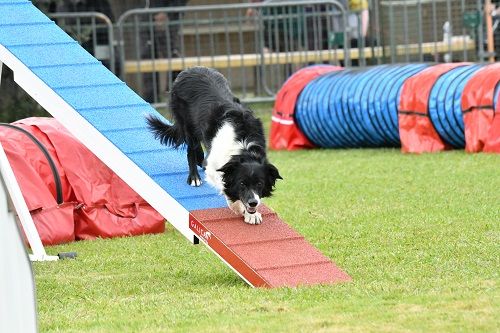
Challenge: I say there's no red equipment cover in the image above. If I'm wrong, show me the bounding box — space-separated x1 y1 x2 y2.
461 63 500 153
483 115 500 153
0 122 75 245
1 117 164 245
270 65 342 150
398 63 469 153
17 118 165 241
483 92 500 153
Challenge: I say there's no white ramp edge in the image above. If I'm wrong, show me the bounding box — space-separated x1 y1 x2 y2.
0 119 58 261
0 60 58 261
0 46 197 244
0 144 38 333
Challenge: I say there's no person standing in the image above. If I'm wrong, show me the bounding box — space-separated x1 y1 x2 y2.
347 0 369 48
140 0 189 104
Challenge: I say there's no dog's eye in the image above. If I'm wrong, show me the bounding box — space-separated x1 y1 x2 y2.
240 182 246 187
257 182 263 188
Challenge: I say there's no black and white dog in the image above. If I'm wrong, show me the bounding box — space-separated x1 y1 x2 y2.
146 66 282 224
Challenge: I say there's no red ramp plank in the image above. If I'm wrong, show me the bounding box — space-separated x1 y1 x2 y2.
190 205 351 288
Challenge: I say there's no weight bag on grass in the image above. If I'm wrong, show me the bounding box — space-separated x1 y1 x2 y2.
461 63 500 153
483 91 500 153
0 122 75 245
270 65 341 150
483 115 500 152
398 62 470 153
16 118 165 240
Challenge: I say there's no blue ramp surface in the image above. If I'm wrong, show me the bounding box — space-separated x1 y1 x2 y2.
0 0 226 211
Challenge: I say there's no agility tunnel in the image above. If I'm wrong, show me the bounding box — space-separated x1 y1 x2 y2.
0 0 351 287
271 63 500 153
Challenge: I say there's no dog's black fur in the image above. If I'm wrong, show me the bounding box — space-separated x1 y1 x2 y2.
146 67 281 220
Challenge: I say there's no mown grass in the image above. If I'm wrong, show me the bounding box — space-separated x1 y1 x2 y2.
34 110 499 332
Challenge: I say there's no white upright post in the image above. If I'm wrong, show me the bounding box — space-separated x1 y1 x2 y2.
0 145 38 332
0 142 58 261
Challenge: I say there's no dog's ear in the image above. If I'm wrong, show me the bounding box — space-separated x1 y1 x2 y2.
266 163 283 186
217 160 240 175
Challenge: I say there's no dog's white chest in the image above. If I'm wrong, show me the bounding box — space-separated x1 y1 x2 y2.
204 122 241 192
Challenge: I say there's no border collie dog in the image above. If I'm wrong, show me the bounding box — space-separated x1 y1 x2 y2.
146 67 282 224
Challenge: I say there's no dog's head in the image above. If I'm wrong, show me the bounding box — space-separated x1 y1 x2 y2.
218 156 282 214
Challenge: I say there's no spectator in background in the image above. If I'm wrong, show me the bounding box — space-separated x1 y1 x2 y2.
490 0 500 60
347 0 369 48
247 0 302 53
320 0 370 51
141 0 188 104
247 0 370 53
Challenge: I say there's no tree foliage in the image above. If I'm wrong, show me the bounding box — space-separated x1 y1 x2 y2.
0 66 50 123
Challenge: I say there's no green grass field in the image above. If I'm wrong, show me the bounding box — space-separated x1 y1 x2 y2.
34 111 499 332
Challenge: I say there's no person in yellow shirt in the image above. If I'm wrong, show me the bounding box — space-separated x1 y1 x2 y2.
347 0 370 46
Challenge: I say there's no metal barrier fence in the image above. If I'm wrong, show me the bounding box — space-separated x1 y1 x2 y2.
117 1 348 106
43 0 489 107
372 0 481 64
48 12 116 73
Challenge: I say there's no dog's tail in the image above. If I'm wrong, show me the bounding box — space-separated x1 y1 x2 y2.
145 114 184 148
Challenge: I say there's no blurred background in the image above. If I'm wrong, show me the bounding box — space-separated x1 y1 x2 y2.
1 0 497 121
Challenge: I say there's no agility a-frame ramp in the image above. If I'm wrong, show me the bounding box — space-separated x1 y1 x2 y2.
0 0 350 287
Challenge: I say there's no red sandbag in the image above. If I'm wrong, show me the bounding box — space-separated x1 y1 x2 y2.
461 63 500 153
16 118 165 240
270 65 342 150
0 123 75 245
483 94 500 153
398 63 469 153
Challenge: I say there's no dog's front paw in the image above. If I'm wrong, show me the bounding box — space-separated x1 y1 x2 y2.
244 210 262 225
228 200 246 215
187 175 202 187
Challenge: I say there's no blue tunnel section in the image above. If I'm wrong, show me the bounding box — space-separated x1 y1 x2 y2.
295 64 429 148
428 64 483 148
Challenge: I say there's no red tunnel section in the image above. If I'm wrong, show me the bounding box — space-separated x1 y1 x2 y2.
270 65 342 150
462 63 500 153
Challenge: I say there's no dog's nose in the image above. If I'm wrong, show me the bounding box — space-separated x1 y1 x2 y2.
248 199 258 208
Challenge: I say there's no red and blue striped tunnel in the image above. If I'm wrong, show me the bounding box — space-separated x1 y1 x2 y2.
271 63 499 153
294 64 429 148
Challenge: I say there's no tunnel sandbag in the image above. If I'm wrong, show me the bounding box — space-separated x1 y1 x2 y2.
270 65 341 150
398 62 470 153
428 64 484 148
483 93 500 152
294 64 428 148
461 63 500 152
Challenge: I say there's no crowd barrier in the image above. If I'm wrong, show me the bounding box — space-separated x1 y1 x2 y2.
270 63 500 153
36 0 482 107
